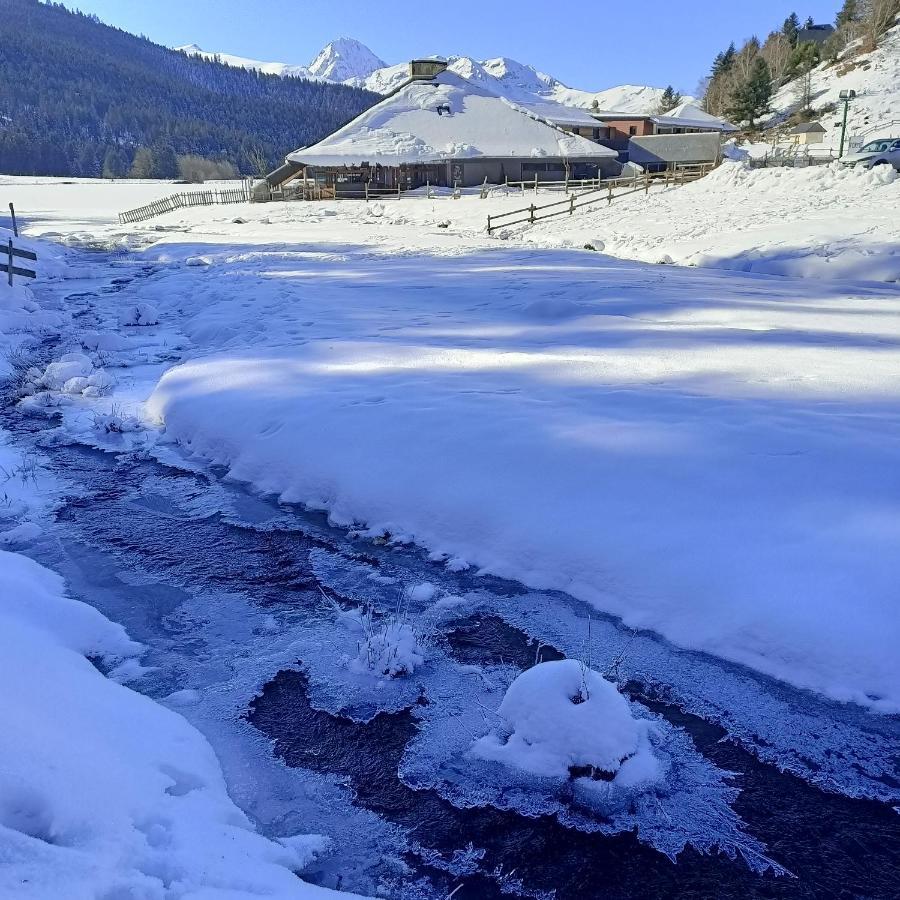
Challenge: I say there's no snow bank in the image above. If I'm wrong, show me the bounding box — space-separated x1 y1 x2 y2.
529 159 900 281
471 660 657 783
145 240 900 712
0 550 367 899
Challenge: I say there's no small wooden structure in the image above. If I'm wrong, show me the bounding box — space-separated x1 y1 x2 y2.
789 122 827 146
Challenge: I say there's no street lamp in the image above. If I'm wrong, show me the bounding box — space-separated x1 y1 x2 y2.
838 89 856 158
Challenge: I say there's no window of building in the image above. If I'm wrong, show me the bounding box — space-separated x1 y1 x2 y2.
628 126 638 136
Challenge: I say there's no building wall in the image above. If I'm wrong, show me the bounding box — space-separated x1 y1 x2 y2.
627 132 723 169
605 119 655 141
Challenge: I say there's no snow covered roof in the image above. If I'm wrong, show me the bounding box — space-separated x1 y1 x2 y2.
652 102 737 132
790 121 827 134
287 71 617 167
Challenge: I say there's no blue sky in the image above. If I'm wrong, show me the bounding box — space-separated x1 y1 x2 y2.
68 0 841 92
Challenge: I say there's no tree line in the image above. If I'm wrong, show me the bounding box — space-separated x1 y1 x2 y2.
702 0 900 127
0 0 379 178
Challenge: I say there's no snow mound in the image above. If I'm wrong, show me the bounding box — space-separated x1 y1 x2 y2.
0 549 363 899
472 660 656 781
120 303 160 326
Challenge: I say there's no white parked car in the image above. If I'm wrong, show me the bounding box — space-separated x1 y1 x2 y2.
840 138 900 171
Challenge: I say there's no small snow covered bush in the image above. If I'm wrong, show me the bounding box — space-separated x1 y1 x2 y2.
92 403 141 435
472 659 660 787
119 303 159 327
340 601 424 678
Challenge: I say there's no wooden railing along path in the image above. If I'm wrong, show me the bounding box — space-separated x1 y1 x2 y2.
486 165 713 234
2 203 37 286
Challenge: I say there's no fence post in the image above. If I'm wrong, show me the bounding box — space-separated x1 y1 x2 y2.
487 214 492 234
8 203 18 238
534 174 538 195
529 204 535 224
645 172 650 195
569 194 575 215
7 238 13 287
608 182 613 205
365 181 369 202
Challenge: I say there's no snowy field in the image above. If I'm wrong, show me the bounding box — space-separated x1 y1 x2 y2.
2 169 899 894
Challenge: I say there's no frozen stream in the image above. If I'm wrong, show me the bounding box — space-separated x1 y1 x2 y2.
5 263 900 899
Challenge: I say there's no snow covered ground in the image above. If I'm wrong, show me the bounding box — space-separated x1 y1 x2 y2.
0 551 365 900
1 168 899 892
525 158 900 281
4 171 898 708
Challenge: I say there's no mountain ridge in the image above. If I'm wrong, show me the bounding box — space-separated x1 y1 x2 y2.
179 39 693 114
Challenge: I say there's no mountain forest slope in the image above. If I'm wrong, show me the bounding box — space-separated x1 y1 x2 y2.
0 0 379 177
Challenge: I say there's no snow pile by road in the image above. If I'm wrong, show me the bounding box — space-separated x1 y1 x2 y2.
472 660 660 786
0 550 360 899
527 159 899 281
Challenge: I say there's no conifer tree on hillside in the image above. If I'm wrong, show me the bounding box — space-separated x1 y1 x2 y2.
836 0 860 28
782 12 801 45
656 85 682 113
0 0 379 177
728 57 773 127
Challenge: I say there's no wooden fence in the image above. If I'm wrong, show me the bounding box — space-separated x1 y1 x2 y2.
118 180 254 224
2 237 37 286
749 149 838 169
486 165 713 234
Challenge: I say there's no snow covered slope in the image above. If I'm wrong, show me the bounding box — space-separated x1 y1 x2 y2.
175 42 318 79
180 38 687 113
526 158 899 281
764 19 900 148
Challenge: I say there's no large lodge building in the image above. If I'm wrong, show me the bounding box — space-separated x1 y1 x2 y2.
266 60 736 196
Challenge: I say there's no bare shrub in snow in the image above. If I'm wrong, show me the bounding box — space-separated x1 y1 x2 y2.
92 403 141 435
330 587 426 678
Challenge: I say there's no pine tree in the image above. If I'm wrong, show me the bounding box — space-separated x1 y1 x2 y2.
150 143 178 179
782 12 801 45
804 16 815 29
712 42 737 77
728 57 773 127
836 0 859 27
656 85 682 114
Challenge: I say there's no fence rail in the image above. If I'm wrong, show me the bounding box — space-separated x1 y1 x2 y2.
749 149 838 169
486 165 713 234
2 237 37 285
118 180 254 224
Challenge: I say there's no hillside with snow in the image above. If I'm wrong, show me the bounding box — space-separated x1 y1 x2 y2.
763 19 900 148
181 37 689 114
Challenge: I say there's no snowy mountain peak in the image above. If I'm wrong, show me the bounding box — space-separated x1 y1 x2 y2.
176 38 689 114
307 38 387 82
